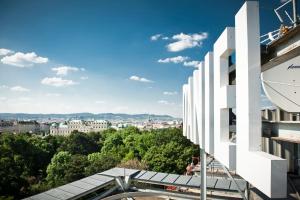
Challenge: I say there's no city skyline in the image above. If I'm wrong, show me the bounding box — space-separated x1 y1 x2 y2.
0 0 281 117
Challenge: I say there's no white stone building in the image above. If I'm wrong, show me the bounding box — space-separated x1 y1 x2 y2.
50 120 110 136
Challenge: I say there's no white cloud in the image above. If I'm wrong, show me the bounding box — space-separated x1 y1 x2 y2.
0 85 8 89
52 66 79 76
10 86 30 92
95 100 105 104
19 97 32 101
80 68 86 71
129 75 153 83
80 76 89 80
183 60 201 68
157 100 175 105
0 97 7 101
158 56 189 64
46 93 61 97
113 106 129 112
150 34 162 41
166 32 208 52
0 48 14 56
41 77 78 87
162 37 169 40
163 91 178 95
1 52 48 67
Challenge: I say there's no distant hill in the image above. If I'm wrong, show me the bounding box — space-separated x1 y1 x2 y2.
0 113 179 121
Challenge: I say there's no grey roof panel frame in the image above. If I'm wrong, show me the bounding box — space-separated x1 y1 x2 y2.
70 180 96 191
57 184 87 195
28 193 60 200
150 172 168 182
161 174 180 184
187 176 201 187
100 167 140 177
174 175 192 185
215 179 231 190
138 171 157 180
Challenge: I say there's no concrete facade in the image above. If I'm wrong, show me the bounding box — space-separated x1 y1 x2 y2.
182 1 287 198
213 27 236 170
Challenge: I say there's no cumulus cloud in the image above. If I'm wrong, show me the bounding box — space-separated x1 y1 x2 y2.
183 60 202 68
80 76 89 80
150 34 162 41
52 66 80 76
10 86 30 92
41 77 78 87
0 48 14 56
157 100 175 105
46 93 61 97
166 32 208 52
19 97 32 101
158 56 189 64
1 52 48 67
129 75 153 83
95 100 105 104
163 91 178 95
0 97 7 101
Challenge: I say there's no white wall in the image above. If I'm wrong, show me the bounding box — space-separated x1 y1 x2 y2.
235 1 287 198
182 1 287 198
196 63 205 148
193 70 200 144
187 77 193 141
204 52 214 155
182 84 188 137
213 27 236 170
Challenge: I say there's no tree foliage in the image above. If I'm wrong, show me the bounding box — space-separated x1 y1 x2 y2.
0 127 199 199
59 131 99 155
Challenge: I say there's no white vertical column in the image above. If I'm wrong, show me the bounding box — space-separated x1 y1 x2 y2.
193 70 200 144
182 84 188 138
187 77 194 141
213 27 236 170
235 1 287 198
204 52 214 155
198 62 205 148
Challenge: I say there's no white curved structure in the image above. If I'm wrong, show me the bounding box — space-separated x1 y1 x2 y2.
262 55 300 112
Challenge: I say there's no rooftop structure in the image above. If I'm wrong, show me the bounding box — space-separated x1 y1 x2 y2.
24 167 246 200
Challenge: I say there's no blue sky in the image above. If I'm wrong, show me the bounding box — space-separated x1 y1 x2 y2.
0 0 287 117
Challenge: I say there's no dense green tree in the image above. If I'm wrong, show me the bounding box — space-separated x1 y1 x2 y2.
101 132 126 156
0 133 55 197
85 152 121 176
87 132 104 148
143 141 198 174
59 132 99 155
100 128 117 140
117 159 148 170
64 155 89 183
46 151 72 186
120 126 140 137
